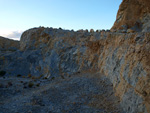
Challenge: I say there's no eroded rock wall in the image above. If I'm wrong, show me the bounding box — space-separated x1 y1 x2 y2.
97 33 150 113
1 28 104 77
111 0 150 32
1 0 150 112
1 27 150 112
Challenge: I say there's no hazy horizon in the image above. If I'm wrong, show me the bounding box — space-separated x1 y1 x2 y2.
0 0 122 40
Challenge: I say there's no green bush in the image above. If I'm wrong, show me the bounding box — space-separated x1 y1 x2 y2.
0 71 6 76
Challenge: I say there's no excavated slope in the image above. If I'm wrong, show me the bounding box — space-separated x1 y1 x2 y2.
1 27 150 112
111 0 150 32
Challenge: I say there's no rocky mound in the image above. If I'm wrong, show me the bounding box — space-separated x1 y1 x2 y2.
111 0 150 33
0 36 19 52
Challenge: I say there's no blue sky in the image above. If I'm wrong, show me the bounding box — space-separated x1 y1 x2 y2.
0 0 122 40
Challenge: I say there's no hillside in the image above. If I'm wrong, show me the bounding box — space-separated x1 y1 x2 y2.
0 36 19 52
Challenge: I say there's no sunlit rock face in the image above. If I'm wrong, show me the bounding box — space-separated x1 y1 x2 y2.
111 0 150 32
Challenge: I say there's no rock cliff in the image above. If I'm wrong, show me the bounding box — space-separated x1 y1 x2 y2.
0 0 150 112
1 28 150 112
1 28 102 77
98 33 150 113
111 0 150 32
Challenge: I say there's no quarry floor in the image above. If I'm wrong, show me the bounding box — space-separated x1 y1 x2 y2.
0 72 124 113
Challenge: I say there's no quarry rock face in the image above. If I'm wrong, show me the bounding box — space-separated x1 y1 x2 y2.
20 28 102 77
98 33 150 113
1 28 101 77
1 28 150 112
111 0 150 32
1 0 150 112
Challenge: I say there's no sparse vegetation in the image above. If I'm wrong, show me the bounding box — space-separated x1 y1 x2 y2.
44 77 48 79
0 70 6 76
28 82 34 88
36 83 40 87
23 86 27 89
0 83 4 88
31 75 42 79
61 75 65 79
7 82 13 86
39 74 44 79
31 76 36 79
0 71 122 112
22 76 26 78
28 74 32 78
51 77 55 80
17 74 22 77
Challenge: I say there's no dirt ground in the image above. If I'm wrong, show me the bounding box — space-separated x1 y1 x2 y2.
0 72 124 113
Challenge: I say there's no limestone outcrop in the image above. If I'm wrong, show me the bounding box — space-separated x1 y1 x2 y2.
98 33 150 113
0 0 150 112
1 27 150 112
2 27 102 77
111 0 150 32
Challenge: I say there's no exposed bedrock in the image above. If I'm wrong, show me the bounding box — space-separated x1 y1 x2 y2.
1 27 150 112
1 0 150 112
111 0 150 33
